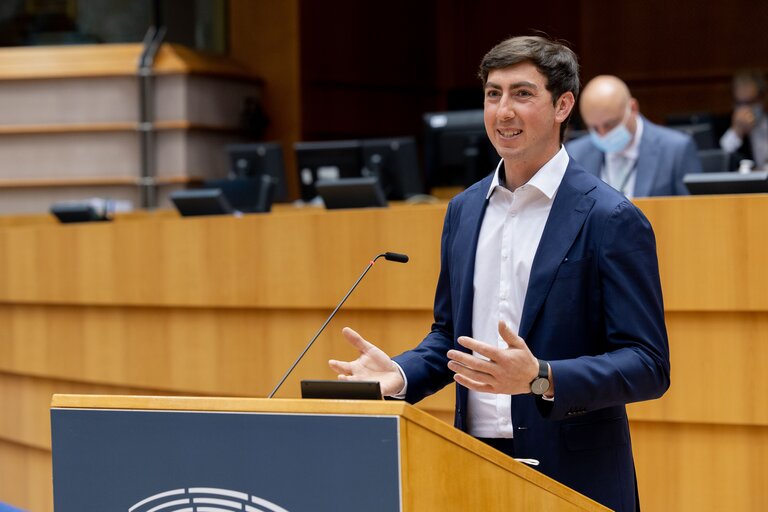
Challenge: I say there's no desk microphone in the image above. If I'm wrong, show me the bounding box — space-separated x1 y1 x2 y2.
267 252 409 398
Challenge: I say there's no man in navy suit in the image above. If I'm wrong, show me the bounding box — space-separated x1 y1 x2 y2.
566 75 702 197
719 69 768 169
329 36 670 511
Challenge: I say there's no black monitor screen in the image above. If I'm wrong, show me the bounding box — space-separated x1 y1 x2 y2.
684 171 768 194
170 189 233 217
315 177 388 210
361 137 424 200
423 110 499 189
203 177 275 213
294 140 365 202
226 142 288 202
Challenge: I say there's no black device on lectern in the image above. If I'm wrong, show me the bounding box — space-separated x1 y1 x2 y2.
300 380 383 400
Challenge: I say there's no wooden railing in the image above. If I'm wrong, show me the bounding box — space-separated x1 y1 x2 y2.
0 196 765 510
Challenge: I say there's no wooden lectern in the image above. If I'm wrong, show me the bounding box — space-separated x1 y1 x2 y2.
50 395 607 511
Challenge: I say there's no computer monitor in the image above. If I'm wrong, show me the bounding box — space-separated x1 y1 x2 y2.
204 176 275 213
294 140 364 202
684 171 768 194
170 188 234 217
225 142 288 202
171 177 275 217
361 137 424 200
315 177 388 209
50 200 112 223
422 110 499 189
697 148 732 173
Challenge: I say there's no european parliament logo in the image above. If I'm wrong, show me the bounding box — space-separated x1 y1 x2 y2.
129 488 290 512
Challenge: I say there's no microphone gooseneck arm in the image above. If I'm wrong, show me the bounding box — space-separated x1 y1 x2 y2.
267 252 408 398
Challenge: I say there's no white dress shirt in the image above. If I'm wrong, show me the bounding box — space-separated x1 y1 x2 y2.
467 146 569 438
720 114 768 169
392 147 568 437
601 116 644 198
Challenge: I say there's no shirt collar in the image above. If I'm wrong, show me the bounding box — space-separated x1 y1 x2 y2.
486 145 570 200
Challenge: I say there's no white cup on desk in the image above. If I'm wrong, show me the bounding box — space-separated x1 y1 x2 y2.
738 159 754 174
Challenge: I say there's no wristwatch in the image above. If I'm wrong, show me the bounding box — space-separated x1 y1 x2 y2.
530 359 550 396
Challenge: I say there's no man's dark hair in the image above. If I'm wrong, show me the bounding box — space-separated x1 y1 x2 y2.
478 36 580 141
733 69 767 98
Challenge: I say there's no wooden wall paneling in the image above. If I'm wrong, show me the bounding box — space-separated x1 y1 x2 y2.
0 195 767 509
296 1 584 140
628 311 768 427
297 0 441 140
0 304 452 409
0 439 52 512
631 421 768 512
235 1 768 172
0 44 249 80
579 1 768 79
0 206 445 307
432 1 582 92
5 194 768 311
578 1 768 123
637 195 768 311
228 0 302 199
0 372 169 451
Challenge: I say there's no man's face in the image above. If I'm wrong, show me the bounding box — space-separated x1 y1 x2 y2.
580 96 637 138
483 62 570 170
734 81 762 108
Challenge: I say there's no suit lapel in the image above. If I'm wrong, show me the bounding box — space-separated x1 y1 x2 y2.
456 176 493 345
518 164 596 340
633 118 660 197
580 146 604 178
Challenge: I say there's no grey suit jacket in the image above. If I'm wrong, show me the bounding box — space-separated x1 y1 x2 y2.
565 116 702 196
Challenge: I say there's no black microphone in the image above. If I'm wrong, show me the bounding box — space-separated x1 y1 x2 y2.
383 252 409 263
267 252 409 398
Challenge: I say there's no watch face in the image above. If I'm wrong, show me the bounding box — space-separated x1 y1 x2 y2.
531 377 550 395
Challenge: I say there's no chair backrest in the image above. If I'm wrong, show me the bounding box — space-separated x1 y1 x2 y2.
697 148 732 173
670 123 717 150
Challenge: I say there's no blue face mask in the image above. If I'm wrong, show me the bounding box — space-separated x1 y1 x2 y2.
589 112 632 153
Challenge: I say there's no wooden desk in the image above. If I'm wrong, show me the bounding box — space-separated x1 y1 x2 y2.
0 196 766 511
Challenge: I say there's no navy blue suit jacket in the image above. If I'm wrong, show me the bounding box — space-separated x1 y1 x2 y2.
392 159 670 511
565 116 702 196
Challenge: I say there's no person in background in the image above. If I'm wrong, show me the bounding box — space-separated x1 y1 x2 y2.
720 69 768 170
566 75 702 197
330 36 670 512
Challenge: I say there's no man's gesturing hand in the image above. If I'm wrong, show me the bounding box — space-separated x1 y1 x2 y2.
447 321 543 395
328 327 405 397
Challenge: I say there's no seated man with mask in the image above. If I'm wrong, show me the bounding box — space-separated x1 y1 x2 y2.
720 69 768 170
566 75 702 197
